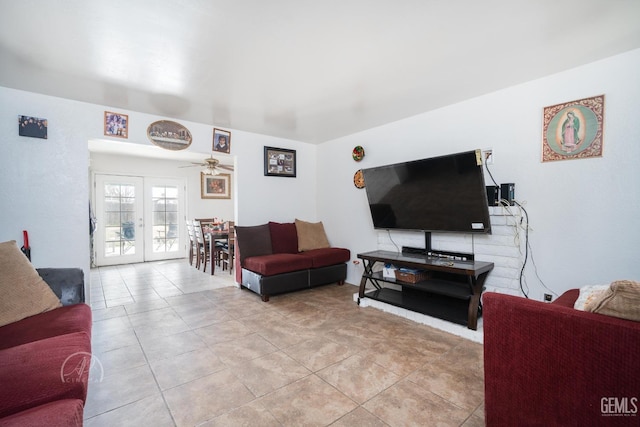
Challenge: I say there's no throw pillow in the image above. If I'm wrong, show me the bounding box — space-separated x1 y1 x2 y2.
0 240 62 328
585 280 640 322
235 224 273 265
268 221 299 254
295 219 330 252
573 284 609 311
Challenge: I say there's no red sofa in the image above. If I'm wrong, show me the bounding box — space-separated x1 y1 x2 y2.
483 290 640 426
0 269 92 427
235 221 350 301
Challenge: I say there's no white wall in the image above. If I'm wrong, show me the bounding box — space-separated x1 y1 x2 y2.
231 133 318 226
0 91 92 278
318 49 640 300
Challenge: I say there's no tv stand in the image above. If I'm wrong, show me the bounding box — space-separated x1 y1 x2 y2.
356 250 494 330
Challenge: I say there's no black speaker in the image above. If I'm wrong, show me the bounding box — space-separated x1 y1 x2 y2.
501 183 515 205
486 186 499 206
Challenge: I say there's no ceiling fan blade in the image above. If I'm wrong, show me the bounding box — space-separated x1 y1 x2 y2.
177 157 232 171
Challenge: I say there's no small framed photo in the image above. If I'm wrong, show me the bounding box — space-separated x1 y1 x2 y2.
201 173 231 199
213 128 231 154
104 111 129 138
542 95 604 162
264 146 296 177
18 115 48 139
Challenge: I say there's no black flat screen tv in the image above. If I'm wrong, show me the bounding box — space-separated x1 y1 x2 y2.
362 149 491 234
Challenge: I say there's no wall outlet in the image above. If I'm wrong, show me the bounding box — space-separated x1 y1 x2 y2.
544 293 552 302
482 149 493 165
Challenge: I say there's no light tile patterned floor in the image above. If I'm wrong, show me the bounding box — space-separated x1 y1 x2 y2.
85 259 485 426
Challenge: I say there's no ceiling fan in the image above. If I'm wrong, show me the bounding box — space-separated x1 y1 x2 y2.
180 155 234 175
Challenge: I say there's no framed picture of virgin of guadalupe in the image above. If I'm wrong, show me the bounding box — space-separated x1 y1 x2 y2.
541 95 604 162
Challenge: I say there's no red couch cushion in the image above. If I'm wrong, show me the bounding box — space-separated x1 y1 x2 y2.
244 253 312 276
0 399 83 427
298 248 350 268
0 332 91 418
552 288 579 308
268 221 298 254
0 304 92 351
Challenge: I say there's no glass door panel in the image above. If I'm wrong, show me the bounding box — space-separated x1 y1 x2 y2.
145 178 185 261
95 175 144 265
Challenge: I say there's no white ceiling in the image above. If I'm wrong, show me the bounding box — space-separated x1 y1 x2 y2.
2 0 639 144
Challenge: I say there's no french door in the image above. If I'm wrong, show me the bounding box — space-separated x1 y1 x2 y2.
94 174 185 266
144 177 184 262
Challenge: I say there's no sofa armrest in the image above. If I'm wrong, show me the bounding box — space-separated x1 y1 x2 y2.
483 292 640 425
36 268 85 306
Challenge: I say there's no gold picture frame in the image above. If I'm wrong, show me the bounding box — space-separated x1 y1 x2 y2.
201 173 231 199
542 95 604 162
213 128 231 154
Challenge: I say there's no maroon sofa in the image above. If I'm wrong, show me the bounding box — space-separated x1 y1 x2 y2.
483 290 640 426
0 269 92 427
235 221 350 301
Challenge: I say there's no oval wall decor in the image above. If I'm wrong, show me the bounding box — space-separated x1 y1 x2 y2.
352 145 365 161
353 169 365 188
147 120 192 151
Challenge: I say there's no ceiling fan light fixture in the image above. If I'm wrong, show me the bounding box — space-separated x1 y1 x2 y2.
202 167 219 175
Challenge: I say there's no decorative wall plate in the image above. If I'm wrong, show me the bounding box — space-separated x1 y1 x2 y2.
354 169 365 188
147 120 192 150
352 146 365 161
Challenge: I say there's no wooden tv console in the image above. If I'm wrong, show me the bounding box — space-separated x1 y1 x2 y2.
357 250 494 330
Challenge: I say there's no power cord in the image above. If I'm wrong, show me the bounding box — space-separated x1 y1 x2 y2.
526 230 557 297
485 161 532 298
387 229 401 254
513 200 530 298
485 160 557 299
484 158 499 189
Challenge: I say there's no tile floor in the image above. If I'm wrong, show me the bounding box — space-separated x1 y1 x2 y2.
85 259 485 426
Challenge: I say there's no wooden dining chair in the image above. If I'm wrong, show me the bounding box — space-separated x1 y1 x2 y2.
185 220 197 267
192 220 210 272
221 222 235 274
